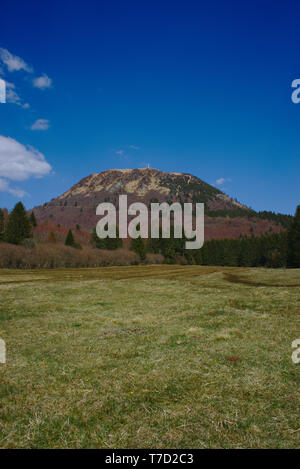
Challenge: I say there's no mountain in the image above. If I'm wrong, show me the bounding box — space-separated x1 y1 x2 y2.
32 168 284 241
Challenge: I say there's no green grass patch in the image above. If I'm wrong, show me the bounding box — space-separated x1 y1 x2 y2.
0 265 299 448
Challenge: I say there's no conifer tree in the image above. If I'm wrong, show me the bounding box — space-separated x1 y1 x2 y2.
287 205 300 267
105 226 123 250
4 202 32 245
0 209 4 241
29 211 37 227
90 226 122 250
91 227 106 249
49 231 57 243
147 236 163 254
65 229 75 247
130 236 146 261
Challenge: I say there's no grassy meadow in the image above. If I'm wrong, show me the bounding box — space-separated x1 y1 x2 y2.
0 265 299 448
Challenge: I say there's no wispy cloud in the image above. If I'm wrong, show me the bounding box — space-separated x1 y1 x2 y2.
115 149 128 160
5 81 29 108
0 48 52 111
215 177 231 186
33 74 52 89
129 145 140 150
0 178 28 198
30 119 50 131
0 48 33 73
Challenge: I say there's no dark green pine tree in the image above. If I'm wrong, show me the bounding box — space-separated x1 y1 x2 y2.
65 229 76 247
29 211 38 227
0 208 4 241
105 226 123 250
130 236 146 261
90 226 122 250
147 236 161 254
147 226 164 254
90 227 105 249
161 238 176 264
4 202 32 245
287 205 300 267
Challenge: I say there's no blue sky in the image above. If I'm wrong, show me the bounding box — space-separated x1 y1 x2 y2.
0 0 300 214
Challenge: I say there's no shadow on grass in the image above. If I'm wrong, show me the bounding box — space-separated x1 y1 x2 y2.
224 272 300 288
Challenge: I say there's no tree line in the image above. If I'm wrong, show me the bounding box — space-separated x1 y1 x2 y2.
206 208 293 229
1 202 300 268
134 205 300 267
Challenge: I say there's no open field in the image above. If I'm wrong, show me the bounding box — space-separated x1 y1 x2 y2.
0 265 299 448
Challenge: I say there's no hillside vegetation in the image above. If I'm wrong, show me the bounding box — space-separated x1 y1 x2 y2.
0 200 298 269
31 168 284 237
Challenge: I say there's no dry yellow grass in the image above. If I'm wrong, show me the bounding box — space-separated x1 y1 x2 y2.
0 265 299 448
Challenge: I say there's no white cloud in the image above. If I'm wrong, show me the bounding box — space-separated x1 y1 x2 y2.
0 135 51 181
116 150 124 155
33 74 52 89
215 177 231 186
8 187 28 198
6 89 29 109
0 178 28 198
5 81 29 108
0 48 33 73
30 119 50 131
6 87 29 109
129 145 140 150
215 177 226 185
6 87 21 104
0 78 5 103
0 49 52 111
0 178 8 191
